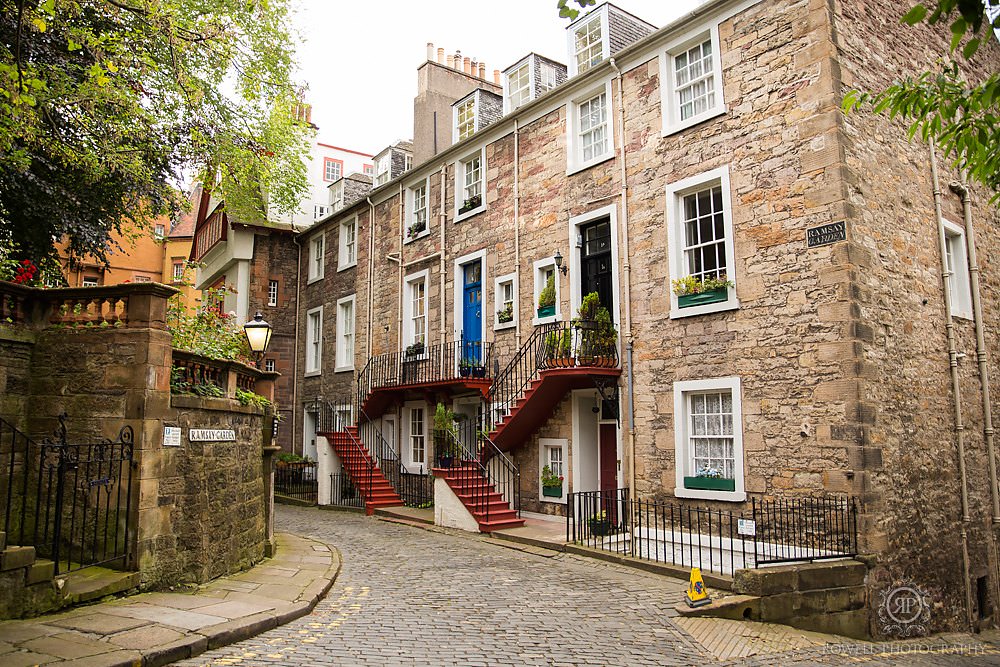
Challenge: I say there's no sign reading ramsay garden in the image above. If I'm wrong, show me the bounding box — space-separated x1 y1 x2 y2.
189 429 237 442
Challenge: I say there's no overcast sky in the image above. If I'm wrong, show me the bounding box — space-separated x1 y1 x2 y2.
289 0 705 155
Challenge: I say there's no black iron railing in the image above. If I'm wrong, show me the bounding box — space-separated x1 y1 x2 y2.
275 461 318 504
316 402 374 507
539 323 619 370
328 471 364 509
567 489 858 576
357 338 493 408
399 470 434 508
442 422 520 524
1 415 135 575
486 323 559 432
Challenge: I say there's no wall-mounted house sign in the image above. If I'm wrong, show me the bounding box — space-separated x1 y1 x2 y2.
163 426 182 447
189 429 237 442
806 221 847 248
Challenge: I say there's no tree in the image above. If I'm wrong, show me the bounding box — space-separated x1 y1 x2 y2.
843 2 1000 201
557 0 595 20
0 0 310 264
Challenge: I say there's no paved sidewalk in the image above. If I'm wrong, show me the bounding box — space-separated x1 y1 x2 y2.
0 532 341 667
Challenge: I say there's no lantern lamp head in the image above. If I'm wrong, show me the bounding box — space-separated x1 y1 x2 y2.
243 311 273 356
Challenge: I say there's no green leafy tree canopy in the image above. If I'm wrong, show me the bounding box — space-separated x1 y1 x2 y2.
0 0 311 264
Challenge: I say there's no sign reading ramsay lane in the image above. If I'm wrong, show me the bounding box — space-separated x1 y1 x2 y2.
189 429 237 442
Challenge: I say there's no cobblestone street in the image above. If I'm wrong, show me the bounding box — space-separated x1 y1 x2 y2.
176 506 1000 666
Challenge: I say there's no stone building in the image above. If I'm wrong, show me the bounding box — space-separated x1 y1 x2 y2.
290 0 1000 633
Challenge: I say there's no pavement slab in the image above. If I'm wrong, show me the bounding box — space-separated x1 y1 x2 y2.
0 530 339 667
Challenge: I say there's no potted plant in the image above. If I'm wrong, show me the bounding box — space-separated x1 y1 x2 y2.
544 329 572 367
459 357 473 377
497 302 514 324
672 274 734 309
404 341 425 360
593 305 617 367
407 220 426 239
537 274 556 318
433 402 459 467
540 465 564 498
574 292 602 365
589 510 612 536
458 194 482 215
683 465 736 492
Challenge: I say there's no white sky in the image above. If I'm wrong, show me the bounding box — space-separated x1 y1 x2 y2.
290 0 705 155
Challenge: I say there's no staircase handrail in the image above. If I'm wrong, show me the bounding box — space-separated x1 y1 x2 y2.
443 427 496 525
480 431 520 517
486 322 560 432
310 398 373 505
355 403 407 502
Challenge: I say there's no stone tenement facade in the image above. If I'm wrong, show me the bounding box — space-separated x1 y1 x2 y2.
288 0 999 633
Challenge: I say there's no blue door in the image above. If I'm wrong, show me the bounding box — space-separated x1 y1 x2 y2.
462 262 482 365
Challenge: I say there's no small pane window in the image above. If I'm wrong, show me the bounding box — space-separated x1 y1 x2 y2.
539 63 558 92
456 98 476 140
410 408 425 465
267 280 278 307
578 92 607 162
82 277 99 287
309 235 325 281
306 308 322 373
574 16 603 74
323 158 342 182
681 185 727 284
409 184 427 238
340 218 357 268
411 279 426 346
337 297 355 370
507 63 531 110
463 156 481 202
375 155 391 186
154 224 166 238
674 39 715 122
172 262 185 282
264 359 275 372
689 391 735 479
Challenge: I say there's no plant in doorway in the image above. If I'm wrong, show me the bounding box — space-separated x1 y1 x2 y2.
589 509 612 537
433 403 460 467
541 465 563 498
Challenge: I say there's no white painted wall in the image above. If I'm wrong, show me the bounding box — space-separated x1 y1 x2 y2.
273 141 374 228
434 478 481 532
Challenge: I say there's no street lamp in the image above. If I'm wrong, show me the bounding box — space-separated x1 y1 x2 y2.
243 311 273 368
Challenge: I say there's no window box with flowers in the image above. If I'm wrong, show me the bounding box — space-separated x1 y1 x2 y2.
497 303 514 325
683 465 736 492
536 273 556 318
541 465 564 497
672 275 734 309
407 220 427 241
458 194 482 216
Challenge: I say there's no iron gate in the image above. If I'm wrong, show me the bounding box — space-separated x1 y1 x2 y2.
2 414 136 574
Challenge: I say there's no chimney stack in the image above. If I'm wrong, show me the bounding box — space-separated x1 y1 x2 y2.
463 57 471 75
437 47 444 64
478 63 486 79
447 54 454 68
493 69 500 85
426 42 434 61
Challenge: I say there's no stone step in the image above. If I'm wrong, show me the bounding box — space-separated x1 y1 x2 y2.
27 559 55 585
0 546 36 572
63 567 140 605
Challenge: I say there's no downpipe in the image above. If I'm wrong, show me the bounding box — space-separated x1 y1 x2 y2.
930 144 975 630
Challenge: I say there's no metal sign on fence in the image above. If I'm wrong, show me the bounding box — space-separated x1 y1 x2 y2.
737 518 756 536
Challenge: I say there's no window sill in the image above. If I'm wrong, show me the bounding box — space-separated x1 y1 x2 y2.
532 314 560 327
404 230 430 245
662 107 726 138
566 152 614 177
674 486 746 502
334 365 354 373
455 204 486 223
306 275 324 285
669 297 739 320
539 494 566 505
304 370 322 378
336 261 357 273
951 309 973 321
495 321 516 332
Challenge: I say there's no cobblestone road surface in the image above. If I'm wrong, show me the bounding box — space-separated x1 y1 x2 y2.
177 506 1000 666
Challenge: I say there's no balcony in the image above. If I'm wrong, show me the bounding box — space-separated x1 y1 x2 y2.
193 210 226 261
358 339 493 417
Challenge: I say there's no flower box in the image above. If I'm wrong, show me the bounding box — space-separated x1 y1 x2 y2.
677 287 728 309
684 476 736 492
542 484 562 498
536 304 555 318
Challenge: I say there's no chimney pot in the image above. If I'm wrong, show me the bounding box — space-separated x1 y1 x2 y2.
437 47 444 64
493 69 501 85
463 57 471 74
426 42 434 61
447 54 454 68
479 63 486 79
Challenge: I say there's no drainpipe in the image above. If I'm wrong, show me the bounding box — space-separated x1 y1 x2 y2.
514 118 522 346
366 197 376 362
930 144 974 630
440 164 448 349
951 174 1000 613
609 57 637 501
292 234 303 456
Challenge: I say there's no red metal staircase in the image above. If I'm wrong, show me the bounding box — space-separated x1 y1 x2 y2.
323 426 403 514
433 463 524 532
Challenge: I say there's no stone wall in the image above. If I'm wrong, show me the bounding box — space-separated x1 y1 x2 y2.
0 330 34 431
141 395 268 587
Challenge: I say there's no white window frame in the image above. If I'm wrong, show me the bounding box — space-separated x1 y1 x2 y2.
335 295 356 372
666 165 739 319
943 219 973 320
660 23 726 136
172 262 185 282
267 279 278 307
403 401 428 473
330 181 344 212
454 96 478 142
503 59 532 114
82 277 99 287
338 216 357 270
455 147 487 222
406 178 430 243
374 154 391 187
403 269 430 350
539 61 559 92
567 80 614 175
673 376 746 502
323 157 343 183
307 232 325 284
567 9 609 77
305 306 323 376
264 358 275 373
538 437 568 503
532 258 560 326
494 272 518 331
154 223 166 238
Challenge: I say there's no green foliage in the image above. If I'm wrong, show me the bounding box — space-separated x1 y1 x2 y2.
844 2 1000 202
537 273 556 308
557 0 596 20
276 451 310 463
545 329 571 357
541 465 563 487
235 386 272 410
497 302 513 323
0 0 311 264
671 275 734 296
169 367 224 397
167 286 252 363
577 291 601 321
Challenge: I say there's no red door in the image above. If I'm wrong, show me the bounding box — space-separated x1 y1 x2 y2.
599 424 617 491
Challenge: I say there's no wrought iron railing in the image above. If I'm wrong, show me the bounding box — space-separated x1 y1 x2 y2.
441 422 520 523
1 414 135 575
328 471 364 509
486 322 559 432
274 461 318 504
539 323 619 370
567 489 858 576
357 338 493 409
316 402 374 507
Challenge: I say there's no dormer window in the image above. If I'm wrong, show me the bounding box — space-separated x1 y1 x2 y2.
539 62 558 92
374 154 390 187
573 15 603 74
455 97 476 141
506 62 531 111
323 157 343 182
330 181 344 212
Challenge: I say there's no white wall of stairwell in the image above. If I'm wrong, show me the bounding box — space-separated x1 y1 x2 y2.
434 478 481 532
315 435 342 507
